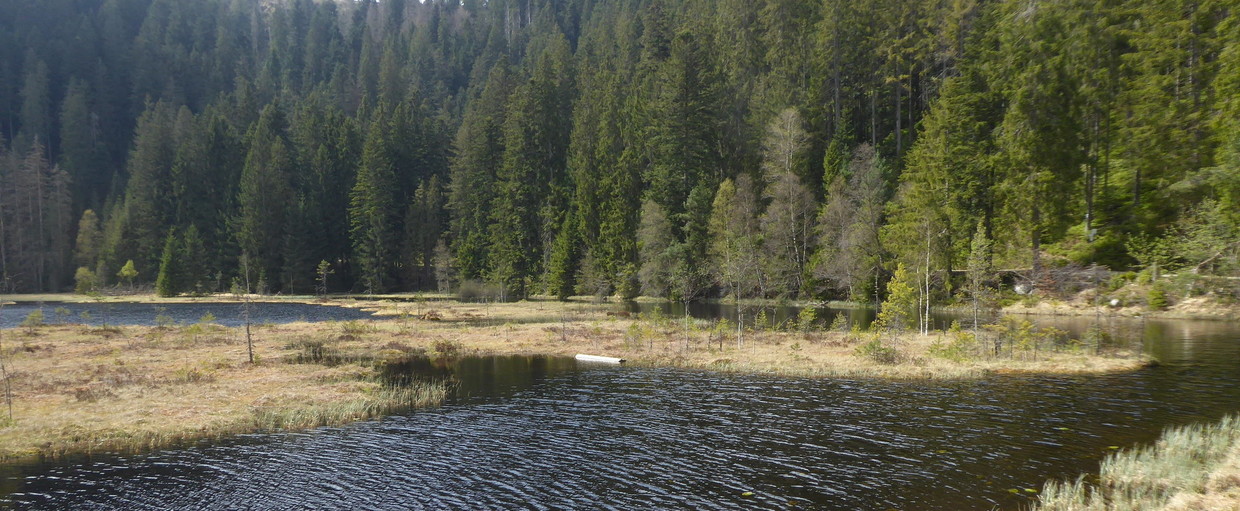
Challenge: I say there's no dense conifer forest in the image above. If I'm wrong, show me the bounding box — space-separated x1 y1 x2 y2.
0 0 1235 302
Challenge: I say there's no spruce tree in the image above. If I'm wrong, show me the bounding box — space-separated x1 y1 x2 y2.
236 104 295 291
155 229 181 297
349 110 402 294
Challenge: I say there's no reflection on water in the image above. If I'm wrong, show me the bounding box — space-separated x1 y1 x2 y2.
0 301 378 328
2 316 1240 510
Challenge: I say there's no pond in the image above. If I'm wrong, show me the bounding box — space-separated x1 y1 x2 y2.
2 315 1239 509
0 301 379 328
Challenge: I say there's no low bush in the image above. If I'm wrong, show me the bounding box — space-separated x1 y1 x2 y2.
1147 284 1168 310
855 338 899 364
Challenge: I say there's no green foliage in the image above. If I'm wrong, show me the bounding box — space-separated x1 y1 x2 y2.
155 230 181 298
117 260 138 287
0 0 1235 300
1147 284 1169 311
929 322 977 363
74 267 97 294
1108 272 1137 292
21 309 44 329
456 280 501 302
154 308 175 328
855 337 899 364
546 215 580 300
981 318 1069 359
875 263 917 332
829 312 849 332
237 104 295 292
315 260 333 297
795 307 818 332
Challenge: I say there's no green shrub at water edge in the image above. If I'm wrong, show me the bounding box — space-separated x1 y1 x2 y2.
829 312 849 332
21 309 45 328
796 307 818 332
1147 284 1168 310
74 267 98 294
154 308 175 327
929 322 977 362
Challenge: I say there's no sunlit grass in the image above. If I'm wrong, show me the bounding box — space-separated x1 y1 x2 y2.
0 321 447 461
1034 415 1240 511
321 299 1149 380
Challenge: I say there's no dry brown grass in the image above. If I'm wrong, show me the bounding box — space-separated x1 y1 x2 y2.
1001 290 1240 321
309 299 1148 379
0 320 444 461
0 298 1148 461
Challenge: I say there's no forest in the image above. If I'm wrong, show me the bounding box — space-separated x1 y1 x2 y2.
0 0 1236 304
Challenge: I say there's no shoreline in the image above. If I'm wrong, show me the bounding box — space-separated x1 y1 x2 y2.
0 297 1151 462
7 291 1237 322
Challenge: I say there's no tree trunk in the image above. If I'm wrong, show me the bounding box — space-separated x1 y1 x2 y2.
1031 204 1042 281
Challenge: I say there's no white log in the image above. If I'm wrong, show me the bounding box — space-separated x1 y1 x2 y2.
575 354 625 365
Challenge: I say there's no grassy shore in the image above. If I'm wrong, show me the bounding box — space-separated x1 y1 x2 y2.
1002 295 1239 322
345 298 1149 377
0 297 1147 461
1034 415 1240 511
0 318 445 462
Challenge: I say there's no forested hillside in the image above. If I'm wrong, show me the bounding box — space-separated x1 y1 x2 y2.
0 0 1235 302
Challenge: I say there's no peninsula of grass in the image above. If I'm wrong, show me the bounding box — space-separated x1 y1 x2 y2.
1034 414 1240 511
0 298 1148 462
0 317 445 462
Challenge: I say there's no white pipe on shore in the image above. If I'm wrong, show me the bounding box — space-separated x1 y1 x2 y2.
575 354 625 365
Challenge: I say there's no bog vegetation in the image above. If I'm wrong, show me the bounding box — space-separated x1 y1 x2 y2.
0 0 1235 310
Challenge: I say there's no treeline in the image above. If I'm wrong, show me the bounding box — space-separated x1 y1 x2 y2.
0 0 1235 302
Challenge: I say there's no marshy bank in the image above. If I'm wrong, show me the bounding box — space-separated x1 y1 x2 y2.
0 317 446 461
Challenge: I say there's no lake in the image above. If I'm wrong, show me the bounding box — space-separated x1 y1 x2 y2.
0 301 379 328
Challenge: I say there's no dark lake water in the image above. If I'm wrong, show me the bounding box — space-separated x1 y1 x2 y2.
0 301 379 328
1 310 1239 509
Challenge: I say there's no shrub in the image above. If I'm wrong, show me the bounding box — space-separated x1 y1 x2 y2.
21 309 45 329
154 307 175 328
1147 284 1168 310
432 339 462 358
795 307 818 332
855 338 899 364
74 267 98 294
828 312 849 332
340 320 376 335
1107 271 1137 292
456 280 501 302
929 322 977 362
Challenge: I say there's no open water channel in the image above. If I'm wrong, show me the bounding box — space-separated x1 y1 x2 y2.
0 303 1238 509
0 301 379 328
